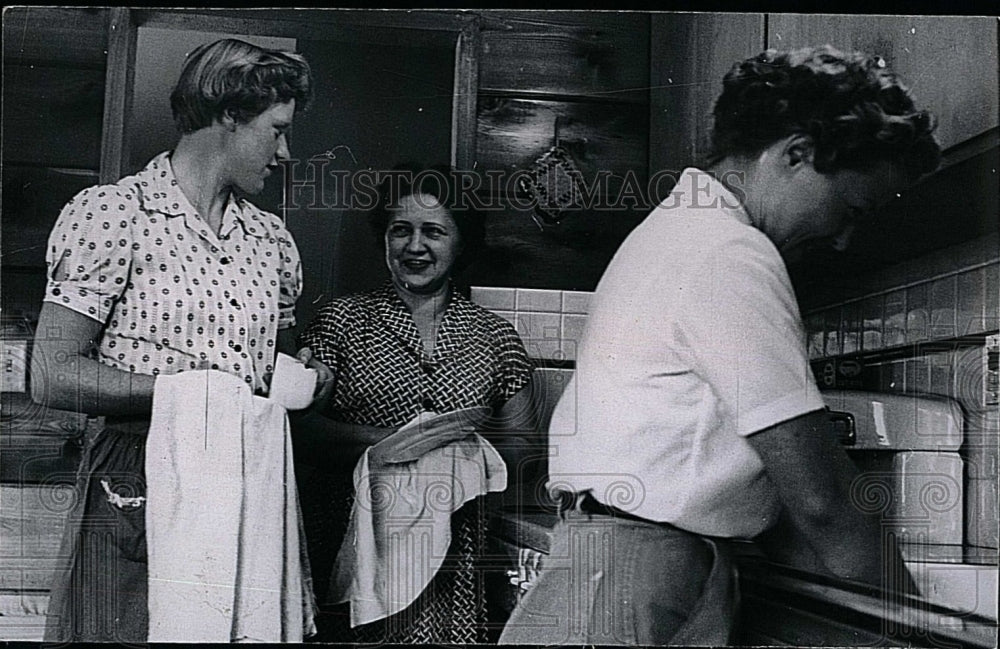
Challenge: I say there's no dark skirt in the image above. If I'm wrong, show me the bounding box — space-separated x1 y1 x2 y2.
300 468 489 645
43 427 148 643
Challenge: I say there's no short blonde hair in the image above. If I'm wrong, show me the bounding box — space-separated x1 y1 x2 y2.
170 38 312 134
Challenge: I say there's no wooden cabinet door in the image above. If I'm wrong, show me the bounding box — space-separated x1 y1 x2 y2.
649 13 766 176
767 15 999 155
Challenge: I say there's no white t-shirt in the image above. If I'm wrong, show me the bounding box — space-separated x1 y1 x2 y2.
547 168 825 538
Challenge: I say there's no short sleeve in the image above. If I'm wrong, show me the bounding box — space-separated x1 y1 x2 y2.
43 184 133 323
493 319 532 403
298 299 350 375
675 233 825 437
275 224 302 330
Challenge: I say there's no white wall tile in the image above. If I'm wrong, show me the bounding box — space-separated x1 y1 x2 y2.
966 478 999 549
957 267 987 335
516 312 563 360
927 351 954 398
561 291 592 315
906 357 930 394
963 439 999 482
824 307 841 357
891 451 964 546
516 288 562 313
861 294 884 351
883 289 907 347
929 275 958 339
471 286 516 311
841 302 860 355
906 281 930 343
985 263 998 331
560 314 588 362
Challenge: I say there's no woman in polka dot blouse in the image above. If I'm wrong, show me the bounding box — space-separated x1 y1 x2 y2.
32 39 330 643
292 165 536 644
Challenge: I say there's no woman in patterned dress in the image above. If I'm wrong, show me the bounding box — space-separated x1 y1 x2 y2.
32 39 326 643
293 164 535 644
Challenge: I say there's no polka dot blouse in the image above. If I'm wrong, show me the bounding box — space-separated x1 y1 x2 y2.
43 152 303 390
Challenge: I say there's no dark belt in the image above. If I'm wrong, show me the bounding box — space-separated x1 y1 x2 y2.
102 414 151 437
559 491 666 527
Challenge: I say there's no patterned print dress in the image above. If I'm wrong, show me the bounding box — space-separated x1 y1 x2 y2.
297 282 531 644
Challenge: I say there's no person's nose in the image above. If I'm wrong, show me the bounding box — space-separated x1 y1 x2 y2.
830 223 856 252
275 133 290 162
404 231 426 253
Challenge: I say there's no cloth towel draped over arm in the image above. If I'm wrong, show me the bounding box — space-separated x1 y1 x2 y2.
144 369 317 642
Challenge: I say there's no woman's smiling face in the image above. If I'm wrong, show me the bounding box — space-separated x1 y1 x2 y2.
385 192 462 295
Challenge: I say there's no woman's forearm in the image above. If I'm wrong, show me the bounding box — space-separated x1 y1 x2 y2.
480 384 544 472
289 409 395 468
34 352 156 416
31 303 156 416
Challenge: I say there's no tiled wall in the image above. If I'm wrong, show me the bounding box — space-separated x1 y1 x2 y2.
470 287 591 362
805 264 997 361
471 287 588 511
803 235 999 558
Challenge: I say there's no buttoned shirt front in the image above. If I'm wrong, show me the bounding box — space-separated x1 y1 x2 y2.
44 152 302 390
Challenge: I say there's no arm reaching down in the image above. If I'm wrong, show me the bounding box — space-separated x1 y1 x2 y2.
747 409 918 595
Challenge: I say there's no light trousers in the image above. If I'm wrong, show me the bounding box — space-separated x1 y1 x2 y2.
499 508 737 646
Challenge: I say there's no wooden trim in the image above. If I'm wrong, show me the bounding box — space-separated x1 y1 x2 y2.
133 8 473 43
99 7 137 184
940 127 999 171
478 88 644 106
451 19 481 171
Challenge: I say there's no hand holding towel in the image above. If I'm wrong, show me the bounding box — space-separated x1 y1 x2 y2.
330 428 506 627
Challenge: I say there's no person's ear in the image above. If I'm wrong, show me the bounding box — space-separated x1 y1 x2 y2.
784 134 815 169
219 109 239 132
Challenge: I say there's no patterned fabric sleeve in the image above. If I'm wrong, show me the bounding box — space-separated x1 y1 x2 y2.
493 318 533 403
297 299 350 377
274 219 303 331
44 184 133 323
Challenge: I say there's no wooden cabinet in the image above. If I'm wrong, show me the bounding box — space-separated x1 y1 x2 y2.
648 13 999 302
768 15 999 162
469 11 651 291
650 14 999 176
2 33 110 610
649 13 765 175
1 7 109 318
479 11 650 103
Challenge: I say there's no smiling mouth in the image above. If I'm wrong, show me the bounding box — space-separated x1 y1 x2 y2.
401 260 432 271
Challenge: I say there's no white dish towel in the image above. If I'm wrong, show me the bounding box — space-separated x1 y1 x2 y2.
145 369 316 642
330 433 507 627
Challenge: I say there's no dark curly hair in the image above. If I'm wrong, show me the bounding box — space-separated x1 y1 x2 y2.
171 38 313 134
368 163 486 273
709 45 940 180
